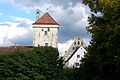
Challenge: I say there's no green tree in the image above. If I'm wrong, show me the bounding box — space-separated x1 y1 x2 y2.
0 47 59 80
80 0 120 80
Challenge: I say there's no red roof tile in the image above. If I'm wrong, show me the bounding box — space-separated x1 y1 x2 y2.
0 46 33 54
33 12 59 25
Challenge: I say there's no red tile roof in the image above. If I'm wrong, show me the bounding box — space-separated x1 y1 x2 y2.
33 12 59 25
0 46 33 54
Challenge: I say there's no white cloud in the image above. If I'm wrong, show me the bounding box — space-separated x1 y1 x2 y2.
50 3 91 43
0 25 9 45
11 16 33 23
0 17 33 46
58 40 73 56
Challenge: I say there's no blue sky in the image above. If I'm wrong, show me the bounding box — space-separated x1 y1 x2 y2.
0 1 45 22
0 1 32 22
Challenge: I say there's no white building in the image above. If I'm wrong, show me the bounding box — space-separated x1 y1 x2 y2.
63 36 87 68
32 9 59 48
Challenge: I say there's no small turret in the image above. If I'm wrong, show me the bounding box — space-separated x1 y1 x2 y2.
36 9 40 21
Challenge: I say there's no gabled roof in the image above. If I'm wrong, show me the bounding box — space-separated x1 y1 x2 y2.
33 12 59 25
63 36 87 61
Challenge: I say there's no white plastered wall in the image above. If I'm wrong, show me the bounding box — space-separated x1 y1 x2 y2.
33 25 59 48
66 46 87 68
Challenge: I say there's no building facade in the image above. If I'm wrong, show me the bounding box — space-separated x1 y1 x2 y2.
32 9 59 48
63 36 87 68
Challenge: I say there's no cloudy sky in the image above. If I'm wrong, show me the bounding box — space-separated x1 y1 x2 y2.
0 0 91 55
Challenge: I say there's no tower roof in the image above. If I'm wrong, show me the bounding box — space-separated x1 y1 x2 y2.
33 12 59 25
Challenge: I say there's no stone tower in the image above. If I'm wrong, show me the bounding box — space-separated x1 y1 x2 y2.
32 10 59 48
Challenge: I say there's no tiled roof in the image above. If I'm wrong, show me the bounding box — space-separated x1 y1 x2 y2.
33 12 59 25
0 46 33 54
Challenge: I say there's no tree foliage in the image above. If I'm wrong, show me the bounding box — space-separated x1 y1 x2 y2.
0 47 60 80
80 0 120 80
0 47 81 80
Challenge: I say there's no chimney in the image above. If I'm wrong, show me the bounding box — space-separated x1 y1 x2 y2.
36 9 40 21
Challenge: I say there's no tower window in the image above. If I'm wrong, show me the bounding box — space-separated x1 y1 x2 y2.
38 44 40 47
45 43 48 46
45 31 47 35
78 41 80 45
48 28 50 31
42 28 44 31
39 33 40 37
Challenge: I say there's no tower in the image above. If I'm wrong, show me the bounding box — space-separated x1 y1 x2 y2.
32 10 59 48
